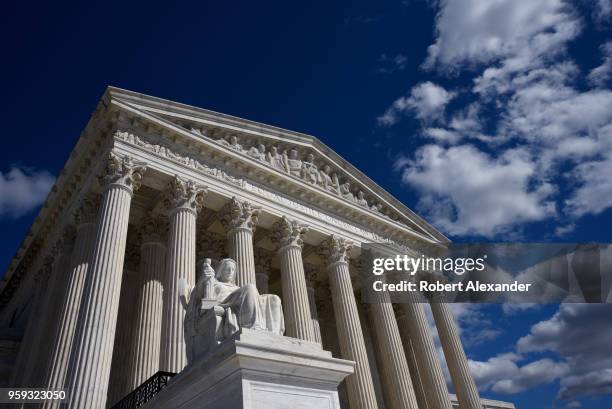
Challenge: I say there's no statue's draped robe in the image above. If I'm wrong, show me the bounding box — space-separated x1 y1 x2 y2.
214 282 285 337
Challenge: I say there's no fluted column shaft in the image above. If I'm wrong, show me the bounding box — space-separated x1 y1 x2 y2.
305 265 322 344
160 176 206 374
431 301 482 409
272 217 315 342
322 236 378 409
129 236 166 388
107 269 138 405
369 294 419 409
221 197 260 287
41 206 98 409
400 301 453 409
66 154 146 409
278 245 315 340
228 228 256 286
25 230 76 388
11 256 54 387
328 262 378 409
396 313 430 409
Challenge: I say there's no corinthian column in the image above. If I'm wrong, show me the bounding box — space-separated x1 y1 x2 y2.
319 236 378 409
395 306 430 409
400 300 453 409
66 153 147 409
254 247 272 294
160 176 207 374
11 254 54 387
304 263 322 344
271 217 315 341
368 291 419 409
430 299 482 409
129 214 167 389
41 196 99 409
26 226 76 388
220 197 260 287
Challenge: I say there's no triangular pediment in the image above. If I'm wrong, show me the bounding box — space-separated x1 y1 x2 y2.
105 87 448 245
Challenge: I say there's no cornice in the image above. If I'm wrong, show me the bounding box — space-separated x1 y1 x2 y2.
105 86 449 244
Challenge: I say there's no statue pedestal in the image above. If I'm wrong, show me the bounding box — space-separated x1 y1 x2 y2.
142 328 355 409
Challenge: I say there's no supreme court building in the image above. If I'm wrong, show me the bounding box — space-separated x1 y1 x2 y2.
0 87 514 409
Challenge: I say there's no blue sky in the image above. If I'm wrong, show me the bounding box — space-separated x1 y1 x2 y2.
1 1 611 408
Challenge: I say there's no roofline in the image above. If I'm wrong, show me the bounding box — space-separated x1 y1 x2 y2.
103 86 450 244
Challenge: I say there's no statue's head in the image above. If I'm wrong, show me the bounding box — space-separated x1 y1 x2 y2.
216 258 237 284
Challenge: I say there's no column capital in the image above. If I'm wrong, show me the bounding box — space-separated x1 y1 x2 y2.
164 175 207 215
220 197 261 234
100 152 147 194
271 216 308 251
140 212 168 245
318 235 352 267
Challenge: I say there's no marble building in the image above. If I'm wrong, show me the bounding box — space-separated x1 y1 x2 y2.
0 87 515 409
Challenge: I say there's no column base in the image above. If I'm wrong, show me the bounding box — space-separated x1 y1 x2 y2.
141 328 355 409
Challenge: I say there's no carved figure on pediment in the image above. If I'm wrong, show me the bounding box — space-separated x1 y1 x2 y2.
266 146 287 171
217 135 243 152
371 202 383 213
356 191 369 208
286 149 302 177
247 143 266 161
319 164 340 194
300 153 320 184
339 182 356 202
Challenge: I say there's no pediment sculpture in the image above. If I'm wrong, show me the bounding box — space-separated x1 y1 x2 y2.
180 258 285 364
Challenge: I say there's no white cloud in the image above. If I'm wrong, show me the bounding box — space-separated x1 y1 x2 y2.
395 145 555 237
517 304 612 399
0 167 55 219
588 41 612 86
424 0 580 73
490 358 569 394
384 0 612 237
378 81 455 126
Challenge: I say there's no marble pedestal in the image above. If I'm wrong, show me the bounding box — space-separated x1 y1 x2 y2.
141 328 355 409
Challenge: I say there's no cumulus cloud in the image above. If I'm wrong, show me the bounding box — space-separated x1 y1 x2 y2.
378 81 455 126
384 0 612 237
588 41 612 86
517 304 612 400
395 145 555 237
424 0 580 73
0 167 55 219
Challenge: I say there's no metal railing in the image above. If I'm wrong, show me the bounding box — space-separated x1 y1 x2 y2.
110 371 176 409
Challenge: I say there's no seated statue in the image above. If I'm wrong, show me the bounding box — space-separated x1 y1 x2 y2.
181 258 284 363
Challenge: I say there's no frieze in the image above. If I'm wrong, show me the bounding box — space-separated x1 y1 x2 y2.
114 130 413 247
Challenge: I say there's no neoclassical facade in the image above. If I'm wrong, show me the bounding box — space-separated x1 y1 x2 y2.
0 87 514 409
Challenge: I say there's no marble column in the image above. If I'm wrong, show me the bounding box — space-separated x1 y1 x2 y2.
11 254 54 387
395 307 430 409
129 214 167 389
431 300 482 409
254 248 272 294
41 196 99 409
400 300 453 409
320 236 378 409
65 153 146 409
107 265 138 405
24 226 76 388
368 292 419 409
304 263 322 344
221 197 260 287
160 176 207 374
271 217 315 342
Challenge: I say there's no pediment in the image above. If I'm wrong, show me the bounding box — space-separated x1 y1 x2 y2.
106 87 448 245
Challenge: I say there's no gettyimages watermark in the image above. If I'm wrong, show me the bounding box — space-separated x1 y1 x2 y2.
360 243 612 304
